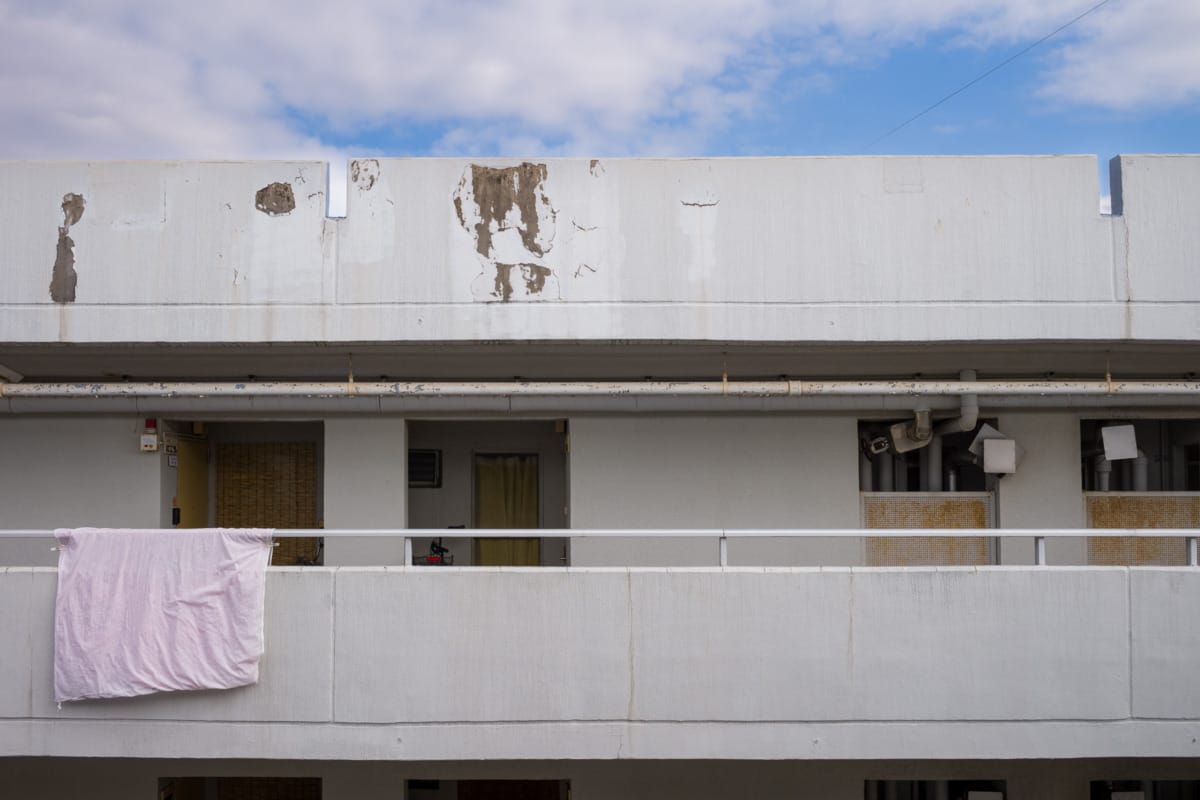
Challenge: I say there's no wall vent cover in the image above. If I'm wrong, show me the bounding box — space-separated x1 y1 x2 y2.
408 449 442 488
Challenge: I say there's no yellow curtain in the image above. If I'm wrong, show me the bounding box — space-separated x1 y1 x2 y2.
474 454 540 566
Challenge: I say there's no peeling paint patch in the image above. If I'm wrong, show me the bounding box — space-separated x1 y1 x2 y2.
350 159 380 191
49 192 84 303
459 163 554 257
61 193 84 227
492 264 515 302
454 162 559 302
491 263 553 302
255 182 295 216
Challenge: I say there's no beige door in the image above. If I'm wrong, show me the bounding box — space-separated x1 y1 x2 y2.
473 453 540 566
174 437 209 529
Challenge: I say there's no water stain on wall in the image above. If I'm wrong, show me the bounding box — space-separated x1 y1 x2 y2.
49 193 85 303
255 182 295 215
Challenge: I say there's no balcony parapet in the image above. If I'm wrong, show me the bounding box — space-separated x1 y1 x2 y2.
2 559 1199 762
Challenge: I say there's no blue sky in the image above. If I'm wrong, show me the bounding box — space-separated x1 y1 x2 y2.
2 0 1196 214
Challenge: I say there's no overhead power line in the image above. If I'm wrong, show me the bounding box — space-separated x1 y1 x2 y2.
864 0 1114 149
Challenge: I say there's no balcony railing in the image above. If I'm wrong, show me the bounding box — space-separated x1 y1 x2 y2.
3 528 1198 567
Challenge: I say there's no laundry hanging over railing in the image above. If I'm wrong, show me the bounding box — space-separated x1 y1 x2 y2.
53 528 273 703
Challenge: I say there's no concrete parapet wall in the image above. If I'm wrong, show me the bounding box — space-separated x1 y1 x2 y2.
1 155 1197 344
2 566 1199 761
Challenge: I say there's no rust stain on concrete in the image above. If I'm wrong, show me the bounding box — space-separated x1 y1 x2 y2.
255 182 295 215
50 193 85 303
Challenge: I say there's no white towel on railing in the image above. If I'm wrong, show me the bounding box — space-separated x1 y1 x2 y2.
53 527 273 703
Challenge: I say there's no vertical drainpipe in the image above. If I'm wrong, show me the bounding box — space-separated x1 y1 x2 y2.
877 451 893 492
933 369 980 437
918 445 930 491
1133 449 1149 491
927 435 943 491
922 369 977 493
859 450 874 491
1095 455 1112 491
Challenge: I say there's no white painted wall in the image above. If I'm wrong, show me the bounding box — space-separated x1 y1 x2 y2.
323 418 407 565
0 417 162 565
2 566 1195 762
3 155 1198 345
569 417 861 565
996 413 1087 565
1114 155 1200 304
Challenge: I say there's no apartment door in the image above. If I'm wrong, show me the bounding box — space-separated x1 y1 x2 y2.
473 453 540 566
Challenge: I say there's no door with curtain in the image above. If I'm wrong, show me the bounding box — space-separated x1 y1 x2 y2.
473 453 540 566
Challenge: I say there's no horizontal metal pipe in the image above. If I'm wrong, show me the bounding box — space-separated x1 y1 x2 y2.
2 379 1200 399
4 528 1196 539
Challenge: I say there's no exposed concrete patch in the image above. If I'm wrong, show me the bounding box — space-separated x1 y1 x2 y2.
492 264 515 302
490 263 554 302
459 163 554 258
454 163 559 302
61 193 84 227
49 193 84 303
255 182 295 216
350 159 379 191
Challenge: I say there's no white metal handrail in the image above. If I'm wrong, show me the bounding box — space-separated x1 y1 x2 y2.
3 528 1197 567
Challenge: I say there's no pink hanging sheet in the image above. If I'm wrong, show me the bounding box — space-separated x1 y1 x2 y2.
54 528 273 703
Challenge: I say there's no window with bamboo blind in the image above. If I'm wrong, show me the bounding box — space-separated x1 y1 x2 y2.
215 442 320 566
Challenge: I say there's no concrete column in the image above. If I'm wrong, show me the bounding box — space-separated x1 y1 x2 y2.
323 418 407 565
995 413 1086 565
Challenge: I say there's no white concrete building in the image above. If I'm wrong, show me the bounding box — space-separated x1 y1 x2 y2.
2 154 1200 799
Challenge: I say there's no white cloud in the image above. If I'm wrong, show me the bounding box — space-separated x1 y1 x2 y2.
0 0 1195 213
1038 0 1200 109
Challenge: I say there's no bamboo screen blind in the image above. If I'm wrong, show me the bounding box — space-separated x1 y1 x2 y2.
215 442 319 566
1086 493 1200 565
863 492 993 566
